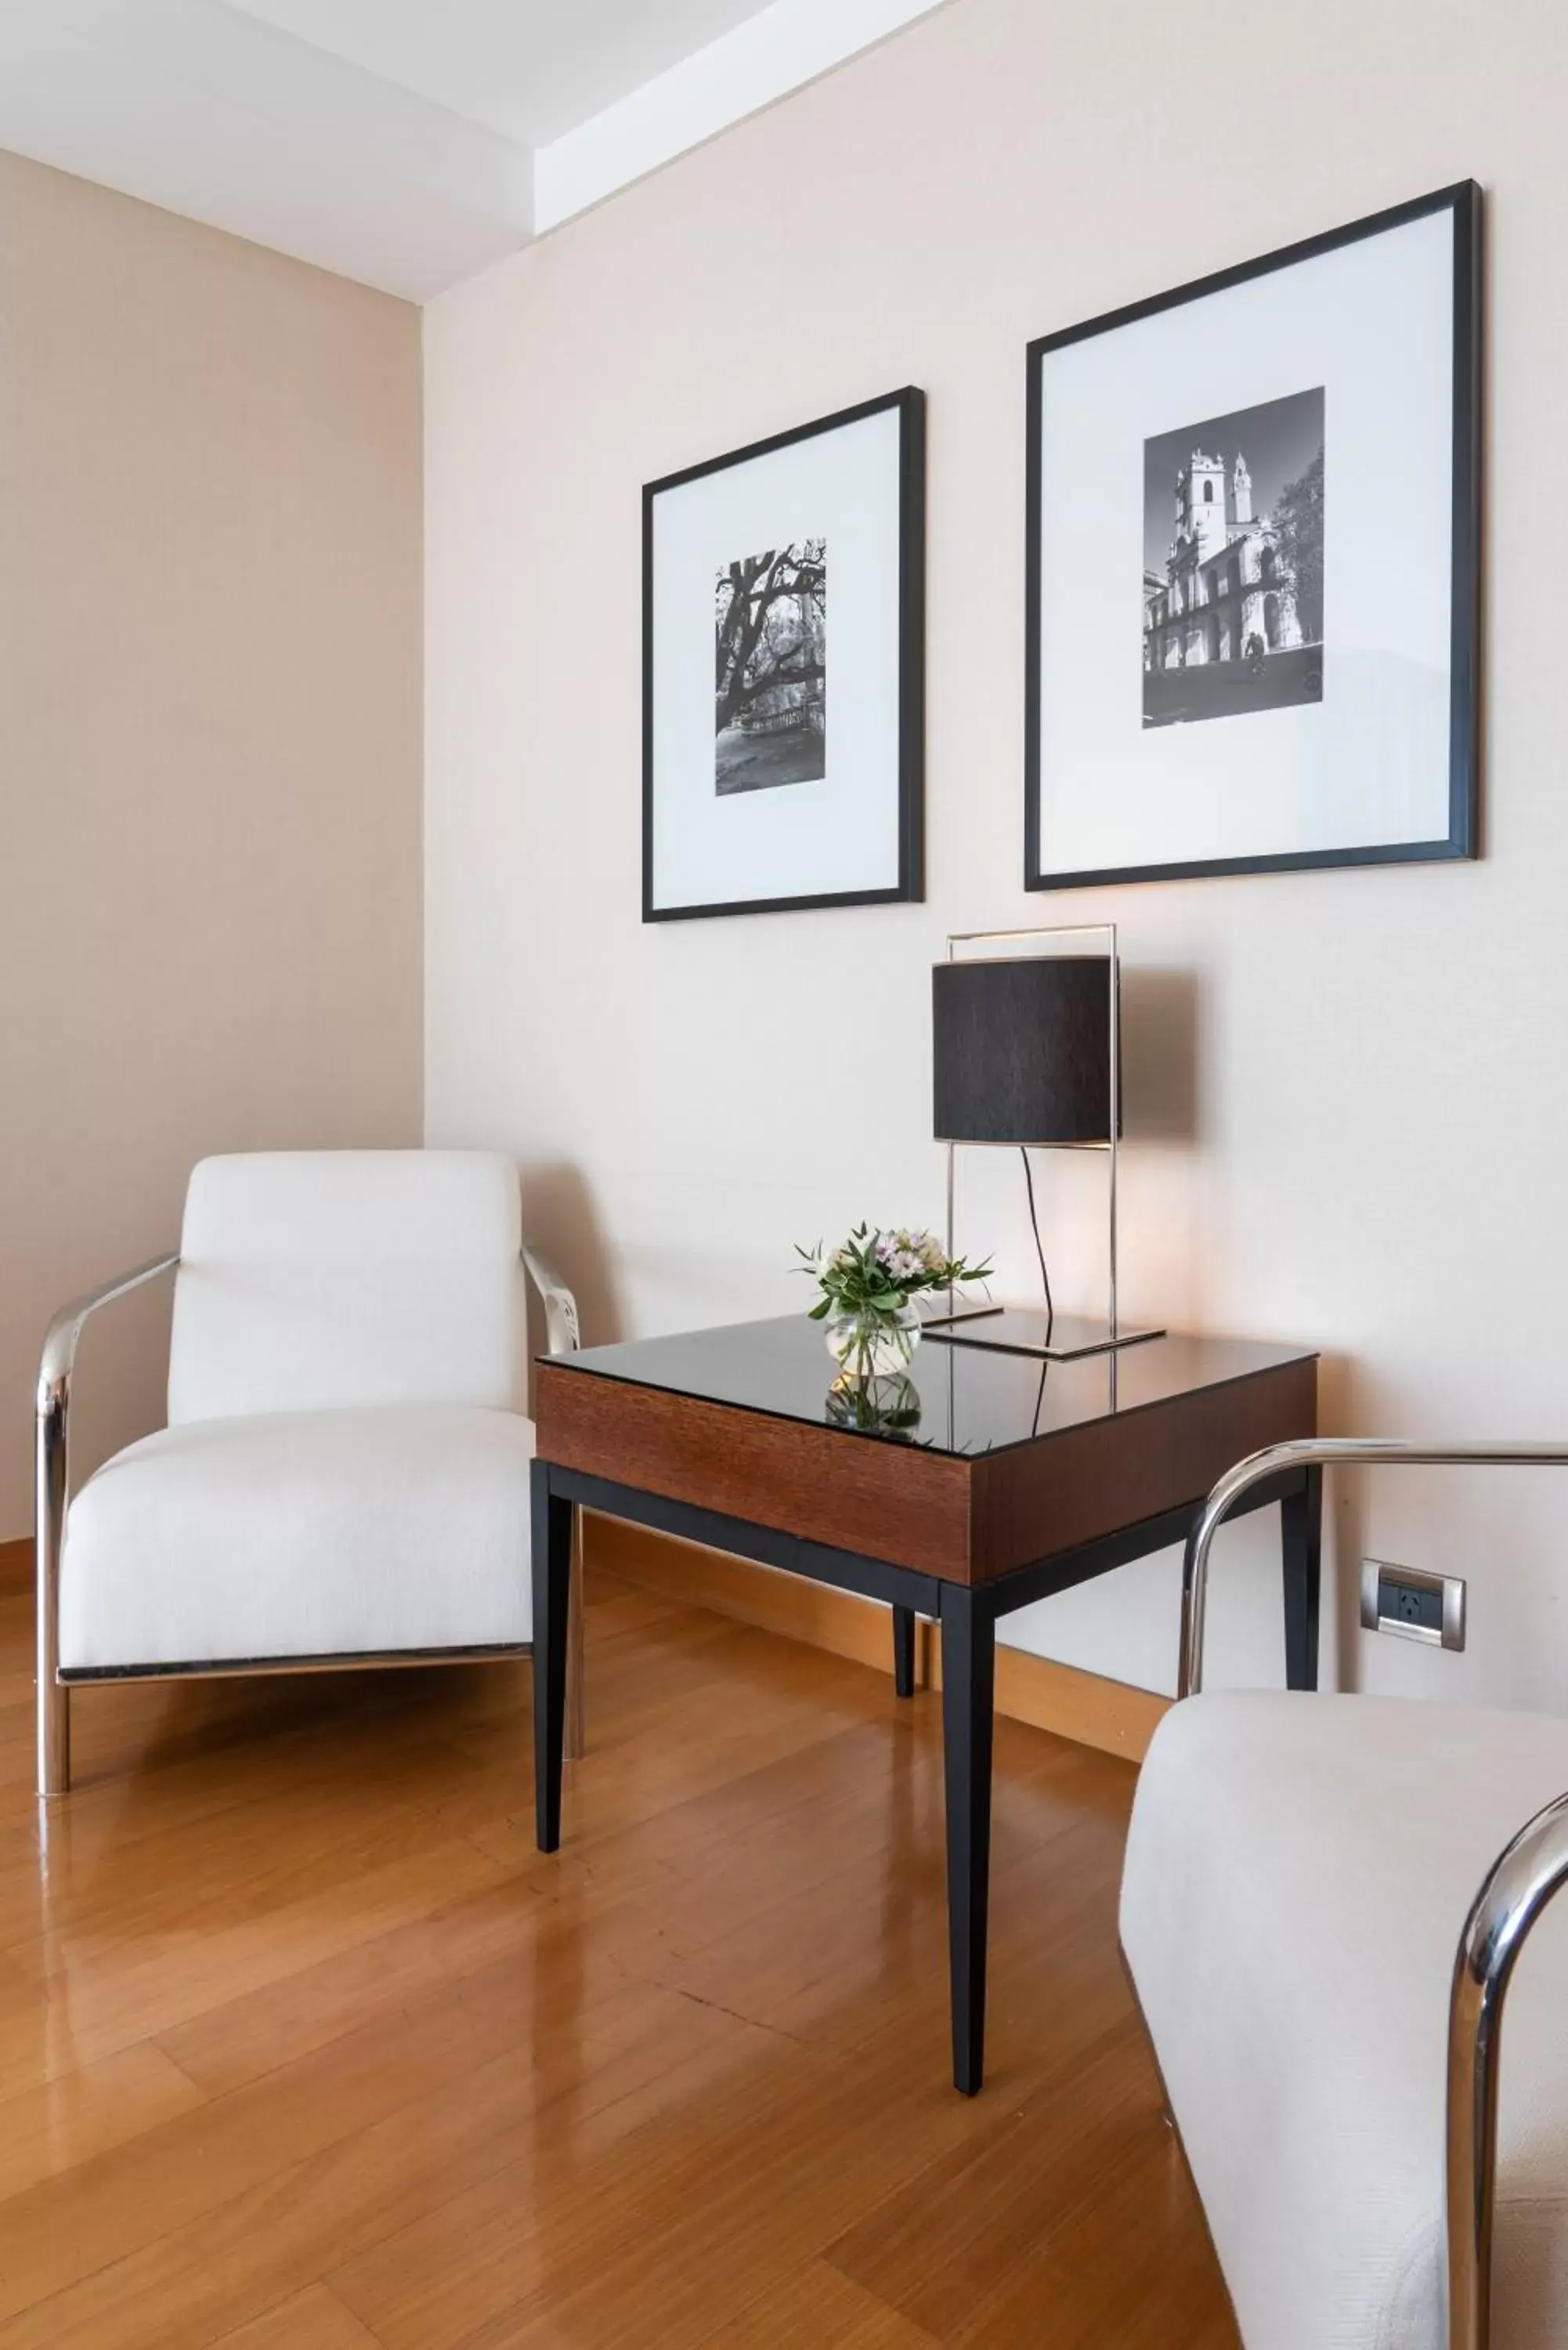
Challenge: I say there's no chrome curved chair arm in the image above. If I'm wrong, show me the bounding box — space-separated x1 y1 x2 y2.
1448 1788 1568 2350
1179 1437 1568 1702
37 1253 182 1407
35 1251 180 1797
519 1245 581 1357
1176 1432 1568 2350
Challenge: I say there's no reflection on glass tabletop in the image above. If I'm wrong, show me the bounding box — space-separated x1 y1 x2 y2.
546 1315 1313 1458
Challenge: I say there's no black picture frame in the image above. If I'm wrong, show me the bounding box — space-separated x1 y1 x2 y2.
1024 181 1482 891
642 385 926 923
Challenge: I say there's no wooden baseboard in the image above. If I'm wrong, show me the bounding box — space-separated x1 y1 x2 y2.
584 1513 1168 1764
986 1641 1167 1763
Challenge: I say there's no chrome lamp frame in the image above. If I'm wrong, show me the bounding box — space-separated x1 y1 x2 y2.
1177 1436 1568 2350
929 920 1160 1357
34 1242 585 1801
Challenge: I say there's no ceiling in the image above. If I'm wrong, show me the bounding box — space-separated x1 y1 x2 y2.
222 0 771 149
0 0 945 301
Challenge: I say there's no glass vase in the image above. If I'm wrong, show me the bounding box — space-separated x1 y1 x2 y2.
824 1301 922 1384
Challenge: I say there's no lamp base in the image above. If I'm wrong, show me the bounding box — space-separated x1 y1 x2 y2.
922 1307 1165 1363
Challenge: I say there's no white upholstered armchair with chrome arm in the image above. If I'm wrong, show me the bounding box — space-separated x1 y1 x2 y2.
1120 1438 1568 2350
36 1150 583 1798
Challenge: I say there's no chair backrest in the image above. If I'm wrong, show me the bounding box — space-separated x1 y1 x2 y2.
168 1152 526 1423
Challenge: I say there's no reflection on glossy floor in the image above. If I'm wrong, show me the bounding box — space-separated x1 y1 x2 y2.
0 1556 1237 2347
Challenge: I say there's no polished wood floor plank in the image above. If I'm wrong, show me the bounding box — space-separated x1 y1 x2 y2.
7 1793 497 1980
0 1829 511 2104
0 1940 547 2327
155 1873 558 2097
827 2022 1154 2338
1 1980 771 2350
0 1566 1235 2348
703 2261 941 2348
208 2283 384 2348
341 2037 977 2350
959 2101 1237 2348
0 2038 205 2202
331 1851 1162 2350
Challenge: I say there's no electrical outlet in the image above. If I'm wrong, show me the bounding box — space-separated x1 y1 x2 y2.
1390 1579 1443 1635
1360 1560 1465 1651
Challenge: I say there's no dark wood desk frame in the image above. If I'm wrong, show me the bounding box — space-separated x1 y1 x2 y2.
532 1342 1318 2095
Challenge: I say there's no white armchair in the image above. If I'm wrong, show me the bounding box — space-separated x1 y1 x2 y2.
36 1150 583 1797
1120 1438 1568 2350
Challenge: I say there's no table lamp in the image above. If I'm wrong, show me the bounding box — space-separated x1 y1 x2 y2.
926 922 1162 1361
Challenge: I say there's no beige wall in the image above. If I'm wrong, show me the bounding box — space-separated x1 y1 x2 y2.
1 152 424 1536
425 0 1568 1707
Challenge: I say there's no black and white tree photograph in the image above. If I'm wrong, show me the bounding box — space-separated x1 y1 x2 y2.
714 539 826 794
645 386 922 918
1142 387 1324 729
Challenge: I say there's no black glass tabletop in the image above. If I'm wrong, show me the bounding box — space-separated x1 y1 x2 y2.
546 1314 1314 1459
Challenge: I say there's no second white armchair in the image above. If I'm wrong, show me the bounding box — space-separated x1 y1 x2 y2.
1121 1438 1568 2350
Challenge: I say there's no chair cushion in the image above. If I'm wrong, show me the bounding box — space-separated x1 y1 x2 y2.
59 1405 535 1670
168 1151 526 1423
1122 1693 1568 2350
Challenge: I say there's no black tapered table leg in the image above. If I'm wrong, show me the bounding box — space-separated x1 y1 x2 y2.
532 1459 574 1853
940 1585 996 2095
1281 1466 1323 1692
892 1605 916 1697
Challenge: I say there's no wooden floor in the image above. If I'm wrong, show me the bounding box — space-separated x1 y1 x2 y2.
0 1560 1236 2348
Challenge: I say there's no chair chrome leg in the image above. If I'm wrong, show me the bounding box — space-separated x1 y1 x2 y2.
35 1377 70 1798
40 1683 70 1800
32 1249 180 1798
565 1503 586 1762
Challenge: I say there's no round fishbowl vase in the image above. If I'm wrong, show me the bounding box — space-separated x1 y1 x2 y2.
825 1302 923 1385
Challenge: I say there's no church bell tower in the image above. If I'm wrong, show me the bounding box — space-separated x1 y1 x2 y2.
1232 450 1253 526
1181 450 1229 561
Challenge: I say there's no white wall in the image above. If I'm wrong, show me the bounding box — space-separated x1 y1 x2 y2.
425 0 1568 1706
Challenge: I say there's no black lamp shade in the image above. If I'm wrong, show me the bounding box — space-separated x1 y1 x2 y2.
932 956 1116 1145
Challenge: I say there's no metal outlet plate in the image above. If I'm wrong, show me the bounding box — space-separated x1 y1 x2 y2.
1360 1558 1466 1650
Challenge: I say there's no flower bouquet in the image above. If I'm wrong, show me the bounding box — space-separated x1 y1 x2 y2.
797 1224 992 1386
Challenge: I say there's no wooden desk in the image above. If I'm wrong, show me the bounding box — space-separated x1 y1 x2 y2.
532 1316 1318 2093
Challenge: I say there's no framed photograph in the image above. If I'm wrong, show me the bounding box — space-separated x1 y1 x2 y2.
643 387 924 921
1025 182 1480 890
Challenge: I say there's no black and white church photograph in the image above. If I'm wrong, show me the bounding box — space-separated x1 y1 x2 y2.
1027 185 1475 888
714 539 826 793
1142 387 1324 729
